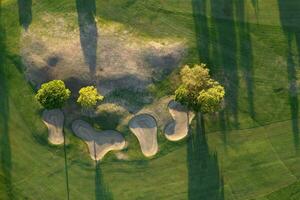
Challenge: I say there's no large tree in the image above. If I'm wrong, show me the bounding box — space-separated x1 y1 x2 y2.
35 80 71 109
175 64 225 116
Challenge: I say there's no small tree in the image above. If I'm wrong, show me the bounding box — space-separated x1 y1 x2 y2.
77 86 104 109
35 80 71 109
175 64 225 131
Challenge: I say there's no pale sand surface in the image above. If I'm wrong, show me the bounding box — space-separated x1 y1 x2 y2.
129 114 158 157
42 109 64 145
72 120 126 160
115 152 129 160
164 100 194 141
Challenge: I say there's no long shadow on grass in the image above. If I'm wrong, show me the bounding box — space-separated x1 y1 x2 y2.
0 5 13 198
92 140 112 200
17 0 32 30
192 0 210 65
192 0 241 144
193 1 256 135
95 162 113 200
278 0 300 152
191 0 228 145
76 0 98 78
187 114 224 200
63 134 70 200
210 1 239 130
89 134 113 200
235 1 255 120
287 47 299 152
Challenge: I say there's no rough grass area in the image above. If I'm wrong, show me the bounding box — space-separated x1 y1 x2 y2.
1 0 300 200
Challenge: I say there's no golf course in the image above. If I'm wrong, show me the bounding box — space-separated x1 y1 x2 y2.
1 0 300 199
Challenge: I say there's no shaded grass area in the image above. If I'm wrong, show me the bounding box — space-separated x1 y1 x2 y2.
0 4 13 199
187 114 224 200
95 162 113 200
278 0 300 154
1 0 300 200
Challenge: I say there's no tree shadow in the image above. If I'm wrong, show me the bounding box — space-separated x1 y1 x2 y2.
90 139 113 200
94 111 124 130
98 74 150 95
251 0 259 16
76 0 98 78
278 0 300 152
235 1 255 120
287 47 299 152
64 76 91 95
187 114 224 200
143 50 182 83
192 0 246 144
192 0 227 143
192 0 257 138
192 0 210 64
94 162 113 200
63 134 70 200
0 4 13 198
17 0 32 30
210 0 239 129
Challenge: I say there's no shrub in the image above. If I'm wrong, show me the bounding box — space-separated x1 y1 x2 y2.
77 86 104 108
35 80 71 109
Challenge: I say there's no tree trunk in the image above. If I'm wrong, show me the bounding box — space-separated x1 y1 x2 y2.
187 111 190 133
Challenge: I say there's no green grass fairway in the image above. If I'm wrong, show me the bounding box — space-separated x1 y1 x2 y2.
1 0 300 199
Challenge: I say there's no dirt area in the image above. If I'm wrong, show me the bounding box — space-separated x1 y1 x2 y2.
21 14 186 99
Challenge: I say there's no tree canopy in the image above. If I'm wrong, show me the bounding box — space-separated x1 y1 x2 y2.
35 80 71 109
175 64 225 113
77 86 104 108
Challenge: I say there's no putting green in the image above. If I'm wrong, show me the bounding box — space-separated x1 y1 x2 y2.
1 0 300 200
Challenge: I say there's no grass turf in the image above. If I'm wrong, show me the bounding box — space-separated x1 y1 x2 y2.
1 0 300 199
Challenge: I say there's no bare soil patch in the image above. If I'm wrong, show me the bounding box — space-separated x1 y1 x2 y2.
21 16 186 97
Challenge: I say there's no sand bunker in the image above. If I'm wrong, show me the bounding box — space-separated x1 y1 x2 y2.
164 100 194 141
129 114 158 157
42 109 64 145
72 120 126 161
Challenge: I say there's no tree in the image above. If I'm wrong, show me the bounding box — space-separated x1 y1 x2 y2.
77 86 104 109
35 80 71 109
175 64 225 114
